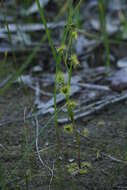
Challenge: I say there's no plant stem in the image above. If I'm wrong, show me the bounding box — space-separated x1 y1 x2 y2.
65 0 81 169
71 113 81 168
98 0 110 69
36 0 61 149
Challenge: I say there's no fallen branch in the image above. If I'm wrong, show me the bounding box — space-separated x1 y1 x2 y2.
0 21 65 34
101 152 127 165
0 75 12 89
58 91 127 123
78 82 110 91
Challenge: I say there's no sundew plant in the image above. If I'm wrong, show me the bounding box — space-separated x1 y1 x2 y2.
36 0 82 169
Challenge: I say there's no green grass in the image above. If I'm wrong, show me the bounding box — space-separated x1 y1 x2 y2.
0 0 83 186
98 0 110 69
0 1 70 187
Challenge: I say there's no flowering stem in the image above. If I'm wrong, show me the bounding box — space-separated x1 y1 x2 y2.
70 112 81 168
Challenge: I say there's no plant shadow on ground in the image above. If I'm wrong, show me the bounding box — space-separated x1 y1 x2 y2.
1 84 127 190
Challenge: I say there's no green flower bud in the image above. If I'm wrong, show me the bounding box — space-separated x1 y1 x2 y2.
71 54 80 68
64 124 73 134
